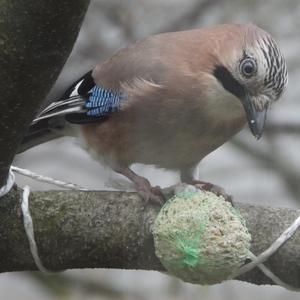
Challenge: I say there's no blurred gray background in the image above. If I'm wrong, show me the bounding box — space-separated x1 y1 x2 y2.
2 0 300 299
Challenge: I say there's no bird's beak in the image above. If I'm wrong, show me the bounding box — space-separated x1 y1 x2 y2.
240 93 268 140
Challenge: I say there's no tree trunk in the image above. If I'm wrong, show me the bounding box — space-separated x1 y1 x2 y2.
0 0 90 186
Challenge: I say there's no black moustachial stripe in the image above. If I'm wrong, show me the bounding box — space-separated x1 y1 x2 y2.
213 66 245 99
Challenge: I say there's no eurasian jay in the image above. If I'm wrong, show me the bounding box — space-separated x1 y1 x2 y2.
24 23 288 203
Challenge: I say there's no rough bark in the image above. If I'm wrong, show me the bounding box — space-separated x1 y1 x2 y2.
0 0 90 186
0 188 299 288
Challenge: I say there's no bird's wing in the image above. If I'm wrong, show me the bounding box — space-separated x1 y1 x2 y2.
33 32 199 125
32 70 98 124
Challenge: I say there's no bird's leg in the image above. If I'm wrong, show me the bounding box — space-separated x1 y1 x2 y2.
180 169 233 203
114 166 166 205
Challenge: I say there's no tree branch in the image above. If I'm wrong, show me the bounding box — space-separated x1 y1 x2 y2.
0 188 299 288
0 0 90 186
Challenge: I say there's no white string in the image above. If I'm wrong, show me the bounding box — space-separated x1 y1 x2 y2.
0 168 15 197
21 186 50 273
11 166 88 191
234 215 300 276
231 215 300 291
10 166 88 273
248 252 300 291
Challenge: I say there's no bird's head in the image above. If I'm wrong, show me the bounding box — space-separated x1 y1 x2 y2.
212 24 288 139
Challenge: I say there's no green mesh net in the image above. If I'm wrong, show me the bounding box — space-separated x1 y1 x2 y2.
152 190 251 285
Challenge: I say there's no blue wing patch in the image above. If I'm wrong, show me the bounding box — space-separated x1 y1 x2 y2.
85 86 123 117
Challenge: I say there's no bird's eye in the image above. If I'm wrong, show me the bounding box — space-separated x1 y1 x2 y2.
240 58 257 78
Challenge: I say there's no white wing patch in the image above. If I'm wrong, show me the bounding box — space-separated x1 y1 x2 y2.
69 79 85 97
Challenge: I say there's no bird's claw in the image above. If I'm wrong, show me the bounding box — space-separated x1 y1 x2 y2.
190 180 233 204
135 178 166 205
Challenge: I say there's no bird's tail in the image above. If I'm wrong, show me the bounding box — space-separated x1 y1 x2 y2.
18 115 68 153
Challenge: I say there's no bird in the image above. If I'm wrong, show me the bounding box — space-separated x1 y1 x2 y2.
21 23 288 203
